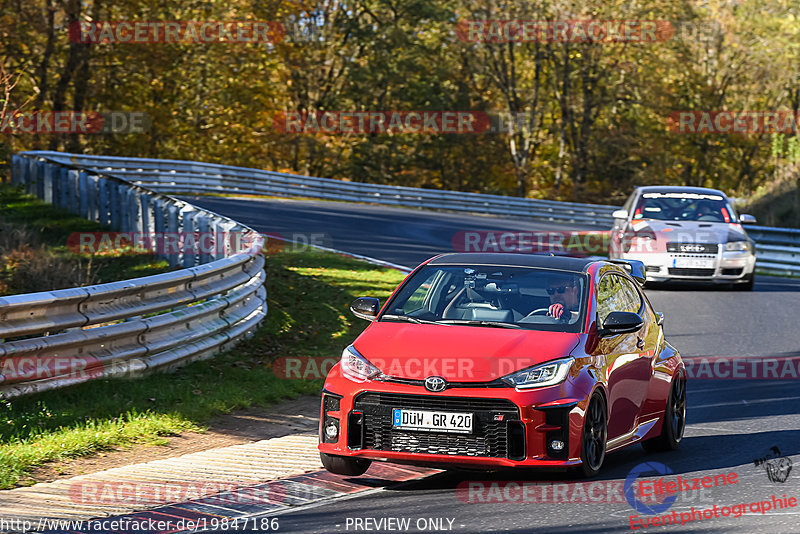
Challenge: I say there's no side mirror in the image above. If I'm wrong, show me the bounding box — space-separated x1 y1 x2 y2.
607 259 646 285
612 209 629 220
739 214 757 224
656 312 664 326
598 311 644 337
350 297 380 321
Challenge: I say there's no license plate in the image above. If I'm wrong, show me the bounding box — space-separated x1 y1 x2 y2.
392 408 473 434
673 258 714 269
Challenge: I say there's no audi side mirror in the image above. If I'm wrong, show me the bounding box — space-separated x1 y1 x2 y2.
612 209 629 220
350 297 380 321
739 214 757 224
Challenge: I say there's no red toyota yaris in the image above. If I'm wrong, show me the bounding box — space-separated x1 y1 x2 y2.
319 253 686 477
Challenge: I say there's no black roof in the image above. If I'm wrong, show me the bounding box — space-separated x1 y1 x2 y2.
427 253 596 272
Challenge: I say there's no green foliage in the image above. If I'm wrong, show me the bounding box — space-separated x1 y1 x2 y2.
1 0 798 203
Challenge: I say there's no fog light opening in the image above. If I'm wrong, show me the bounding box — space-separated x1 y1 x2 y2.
325 421 339 440
550 440 565 451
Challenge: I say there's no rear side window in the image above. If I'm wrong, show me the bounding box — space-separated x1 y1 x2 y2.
596 274 642 325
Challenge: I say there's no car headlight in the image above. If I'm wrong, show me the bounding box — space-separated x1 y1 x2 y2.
724 241 752 252
340 345 383 382
500 357 573 389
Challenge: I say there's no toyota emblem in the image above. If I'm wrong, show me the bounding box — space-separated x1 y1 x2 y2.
424 376 447 392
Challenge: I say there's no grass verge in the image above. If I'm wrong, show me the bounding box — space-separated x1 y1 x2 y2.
0 184 171 295
0 248 406 489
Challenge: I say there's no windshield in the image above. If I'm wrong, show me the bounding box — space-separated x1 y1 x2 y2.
633 192 734 223
381 265 587 332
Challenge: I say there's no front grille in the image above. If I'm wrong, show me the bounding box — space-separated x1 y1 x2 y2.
353 393 520 458
667 243 719 254
645 265 660 273
668 268 715 276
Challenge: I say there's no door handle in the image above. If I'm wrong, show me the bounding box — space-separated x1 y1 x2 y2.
636 338 645 349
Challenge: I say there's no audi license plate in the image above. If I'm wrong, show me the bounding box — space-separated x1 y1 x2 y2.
674 258 714 269
392 408 473 434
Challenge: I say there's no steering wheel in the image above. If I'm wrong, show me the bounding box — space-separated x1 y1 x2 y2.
524 308 551 318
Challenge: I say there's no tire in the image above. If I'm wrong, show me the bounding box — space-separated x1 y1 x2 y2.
734 273 754 291
642 375 686 453
578 393 607 478
320 452 371 476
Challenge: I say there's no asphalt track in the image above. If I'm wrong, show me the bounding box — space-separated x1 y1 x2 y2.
186 196 800 534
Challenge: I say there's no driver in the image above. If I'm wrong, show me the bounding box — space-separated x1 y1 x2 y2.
546 275 580 322
695 201 716 220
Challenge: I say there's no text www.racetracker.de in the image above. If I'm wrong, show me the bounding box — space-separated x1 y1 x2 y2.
0 516 280 532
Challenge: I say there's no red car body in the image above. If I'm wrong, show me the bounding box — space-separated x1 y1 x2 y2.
318 253 686 476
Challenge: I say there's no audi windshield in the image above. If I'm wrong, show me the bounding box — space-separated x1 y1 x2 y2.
633 192 737 223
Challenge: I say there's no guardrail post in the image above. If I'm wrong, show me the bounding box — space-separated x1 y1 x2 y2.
98 178 109 226
36 160 45 199
10 154 21 185
78 171 89 218
86 174 99 222
153 198 166 260
127 187 142 234
25 158 37 195
43 163 55 204
119 184 132 231
57 167 69 209
67 170 79 213
230 224 244 256
166 203 180 267
180 207 197 268
197 214 211 264
215 220 234 260
140 193 153 239
110 182 122 230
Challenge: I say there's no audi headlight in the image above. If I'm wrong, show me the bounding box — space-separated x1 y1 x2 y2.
724 241 752 252
341 345 383 382
501 357 573 389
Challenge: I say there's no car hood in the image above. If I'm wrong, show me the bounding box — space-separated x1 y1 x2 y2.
634 220 749 244
353 322 581 382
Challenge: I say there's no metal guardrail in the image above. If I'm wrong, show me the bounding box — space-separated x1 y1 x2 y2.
1 155 267 398
748 225 800 276
22 151 618 227
21 151 800 277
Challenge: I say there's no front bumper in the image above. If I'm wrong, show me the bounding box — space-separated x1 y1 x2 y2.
318 365 591 469
620 249 755 283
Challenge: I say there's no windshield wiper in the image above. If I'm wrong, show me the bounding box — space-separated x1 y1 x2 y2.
437 319 522 329
380 314 444 325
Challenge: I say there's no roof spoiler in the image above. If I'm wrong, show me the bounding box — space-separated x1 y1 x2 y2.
607 259 646 285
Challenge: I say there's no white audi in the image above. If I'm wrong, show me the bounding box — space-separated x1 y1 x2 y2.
608 186 757 290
